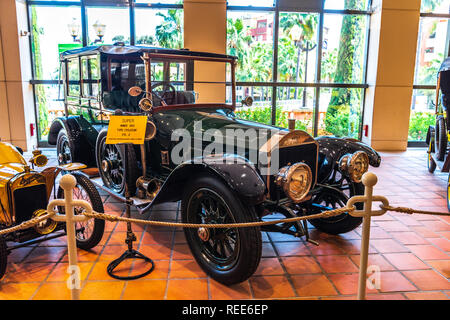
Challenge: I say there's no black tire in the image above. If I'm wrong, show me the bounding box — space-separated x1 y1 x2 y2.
57 172 105 250
56 129 74 165
95 129 139 196
308 181 364 235
435 116 447 161
0 236 7 281
181 176 262 285
427 143 437 173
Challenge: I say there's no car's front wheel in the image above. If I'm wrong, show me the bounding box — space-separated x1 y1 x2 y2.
0 236 7 280
57 172 105 250
182 176 262 285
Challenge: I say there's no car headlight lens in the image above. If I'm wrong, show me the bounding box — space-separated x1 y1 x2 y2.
339 151 369 183
275 163 312 202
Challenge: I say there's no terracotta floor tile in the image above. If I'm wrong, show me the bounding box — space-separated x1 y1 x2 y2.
333 239 376 255
402 270 450 291
130 259 169 280
306 240 345 256
122 280 167 300
411 226 440 238
384 253 430 270
375 221 411 232
405 291 450 300
315 255 358 274
5 263 55 283
173 231 187 244
378 271 417 293
361 227 392 239
137 244 172 260
262 242 276 257
169 260 207 278
88 261 131 280
141 231 173 245
282 256 322 275
8 247 33 263
391 232 429 245
46 262 93 282
0 282 41 300
172 244 192 260
366 293 407 300
291 274 338 297
273 242 311 256
328 273 377 295
267 232 302 242
209 280 252 300
166 279 208 300
421 220 450 232
349 254 396 271
98 245 129 261
33 282 72 300
426 260 450 278
427 237 450 252
250 275 296 299
370 239 409 253
254 258 284 276
60 246 103 262
80 281 125 300
406 245 449 260
24 247 66 263
106 231 143 246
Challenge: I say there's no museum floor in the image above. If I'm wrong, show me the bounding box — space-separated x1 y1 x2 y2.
0 148 449 300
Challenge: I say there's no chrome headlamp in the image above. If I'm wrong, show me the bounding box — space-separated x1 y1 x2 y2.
339 151 369 183
275 162 312 202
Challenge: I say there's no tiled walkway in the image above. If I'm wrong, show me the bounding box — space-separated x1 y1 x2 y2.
0 148 449 300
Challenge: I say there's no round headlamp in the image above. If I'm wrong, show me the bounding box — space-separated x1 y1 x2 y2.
339 151 369 183
275 163 313 202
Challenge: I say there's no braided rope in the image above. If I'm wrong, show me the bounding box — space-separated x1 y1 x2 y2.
83 206 355 228
0 212 55 236
381 205 450 217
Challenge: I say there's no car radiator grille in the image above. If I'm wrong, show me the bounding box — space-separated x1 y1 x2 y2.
13 184 47 224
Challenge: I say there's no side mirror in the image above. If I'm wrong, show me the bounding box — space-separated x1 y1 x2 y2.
241 96 253 107
139 97 153 112
128 86 143 97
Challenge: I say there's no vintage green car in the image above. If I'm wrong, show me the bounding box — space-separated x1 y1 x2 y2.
48 45 381 284
0 142 104 280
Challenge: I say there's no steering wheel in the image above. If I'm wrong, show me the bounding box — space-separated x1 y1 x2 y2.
150 82 177 106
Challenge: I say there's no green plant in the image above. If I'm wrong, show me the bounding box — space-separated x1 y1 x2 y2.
408 112 435 141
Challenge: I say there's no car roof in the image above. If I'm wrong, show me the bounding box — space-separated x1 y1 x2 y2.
59 44 237 61
440 57 450 74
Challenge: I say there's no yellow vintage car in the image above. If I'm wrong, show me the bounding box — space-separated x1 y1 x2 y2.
0 141 104 280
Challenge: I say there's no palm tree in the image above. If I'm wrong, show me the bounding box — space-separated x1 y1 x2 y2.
155 9 183 49
227 18 252 80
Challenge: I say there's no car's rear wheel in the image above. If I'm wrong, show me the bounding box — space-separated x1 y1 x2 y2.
182 176 262 285
427 143 437 173
308 177 364 235
56 129 73 165
95 129 139 196
0 235 7 280
435 116 447 161
57 172 105 250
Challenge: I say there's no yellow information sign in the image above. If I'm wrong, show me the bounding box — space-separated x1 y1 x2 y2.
106 115 148 145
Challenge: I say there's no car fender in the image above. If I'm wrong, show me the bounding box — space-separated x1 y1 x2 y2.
316 136 381 183
148 154 267 209
426 125 435 146
48 116 98 166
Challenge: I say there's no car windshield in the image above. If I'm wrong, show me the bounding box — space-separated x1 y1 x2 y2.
102 56 234 111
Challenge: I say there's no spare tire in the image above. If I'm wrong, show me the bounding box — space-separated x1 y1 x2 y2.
435 116 447 161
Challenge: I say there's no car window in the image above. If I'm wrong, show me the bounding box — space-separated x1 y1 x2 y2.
67 58 80 97
81 56 100 98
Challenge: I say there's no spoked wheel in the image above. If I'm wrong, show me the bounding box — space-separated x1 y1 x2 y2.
0 235 7 281
182 176 261 285
56 130 73 165
57 172 105 250
95 129 138 196
307 174 364 235
427 143 437 173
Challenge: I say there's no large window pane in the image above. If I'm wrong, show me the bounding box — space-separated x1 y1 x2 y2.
324 0 369 11
321 14 368 84
86 7 130 45
227 11 274 82
414 17 450 85
277 87 315 134
232 86 273 125
31 5 82 80
421 0 450 13
135 8 183 48
277 12 319 83
319 87 363 138
409 89 436 141
35 84 65 140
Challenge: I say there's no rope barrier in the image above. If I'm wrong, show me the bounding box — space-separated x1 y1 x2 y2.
0 212 55 236
380 205 450 216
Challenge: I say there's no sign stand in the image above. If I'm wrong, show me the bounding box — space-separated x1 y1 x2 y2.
105 116 154 280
